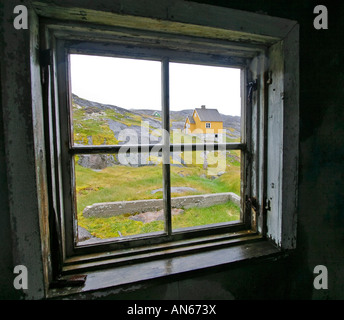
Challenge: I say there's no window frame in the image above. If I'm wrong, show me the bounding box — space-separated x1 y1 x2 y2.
59 41 250 241
43 23 259 270
36 4 299 287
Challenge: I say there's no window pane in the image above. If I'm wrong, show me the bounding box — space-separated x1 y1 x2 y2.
70 54 162 146
170 150 241 231
169 62 241 144
74 153 165 243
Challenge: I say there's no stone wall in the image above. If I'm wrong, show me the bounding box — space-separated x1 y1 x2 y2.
83 192 240 218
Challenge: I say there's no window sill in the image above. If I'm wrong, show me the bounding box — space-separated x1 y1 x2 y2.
47 237 284 299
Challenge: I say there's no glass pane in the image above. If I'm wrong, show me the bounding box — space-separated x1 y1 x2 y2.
169 62 241 231
170 150 241 231
75 153 165 243
70 54 162 146
169 62 241 144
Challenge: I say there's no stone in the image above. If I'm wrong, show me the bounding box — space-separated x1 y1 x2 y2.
151 187 198 195
83 192 240 218
129 208 184 223
78 226 94 242
78 154 116 170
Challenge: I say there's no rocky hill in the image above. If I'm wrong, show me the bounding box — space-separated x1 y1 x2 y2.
72 94 241 169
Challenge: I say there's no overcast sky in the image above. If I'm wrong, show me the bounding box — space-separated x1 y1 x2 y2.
70 54 241 116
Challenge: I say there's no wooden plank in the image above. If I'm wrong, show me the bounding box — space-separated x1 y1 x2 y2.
162 58 172 236
64 38 248 68
70 143 245 154
67 230 254 265
45 22 266 56
55 38 77 258
33 0 297 45
48 239 281 298
280 24 299 250
62 234 263 274
266 41 284 246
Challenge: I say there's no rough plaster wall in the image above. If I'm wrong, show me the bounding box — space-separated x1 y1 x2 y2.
0 1 19 300
0 1 46 299
0 70 20 300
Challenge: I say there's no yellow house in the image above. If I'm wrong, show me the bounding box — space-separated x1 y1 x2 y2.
184 105 223 135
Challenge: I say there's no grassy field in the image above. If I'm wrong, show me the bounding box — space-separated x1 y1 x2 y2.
78 202 240 239
76 152 241 239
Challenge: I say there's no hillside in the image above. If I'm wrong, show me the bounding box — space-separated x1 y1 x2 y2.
72 94 241 169
72 93 240 140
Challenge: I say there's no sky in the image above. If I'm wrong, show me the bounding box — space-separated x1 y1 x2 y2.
70 54 241 116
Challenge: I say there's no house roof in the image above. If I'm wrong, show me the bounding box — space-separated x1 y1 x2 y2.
195 108 223 122
187 115 195 124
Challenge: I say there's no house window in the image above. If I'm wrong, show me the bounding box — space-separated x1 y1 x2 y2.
37 1 299 290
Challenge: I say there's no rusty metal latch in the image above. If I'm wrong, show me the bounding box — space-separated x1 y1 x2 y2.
247 80 258 103
265 198 271 212
246 196 259 214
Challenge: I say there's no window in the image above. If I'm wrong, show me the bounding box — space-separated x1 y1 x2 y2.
69 55 242 244
37 1 299 294
54 39 249 257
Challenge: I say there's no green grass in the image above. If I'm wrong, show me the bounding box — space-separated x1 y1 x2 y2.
76 159 241 239
72 104 119 145
173 202 240 230
79 202 240 239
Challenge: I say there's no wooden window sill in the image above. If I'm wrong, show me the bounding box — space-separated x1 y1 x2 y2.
47 238 284 299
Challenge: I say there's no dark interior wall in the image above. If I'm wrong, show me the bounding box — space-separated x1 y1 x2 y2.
0 0 343 299
0 71 19 300
0 3 20 299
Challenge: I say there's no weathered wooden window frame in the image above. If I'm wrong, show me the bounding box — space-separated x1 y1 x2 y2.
44 26 257 268
34 2 299 292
